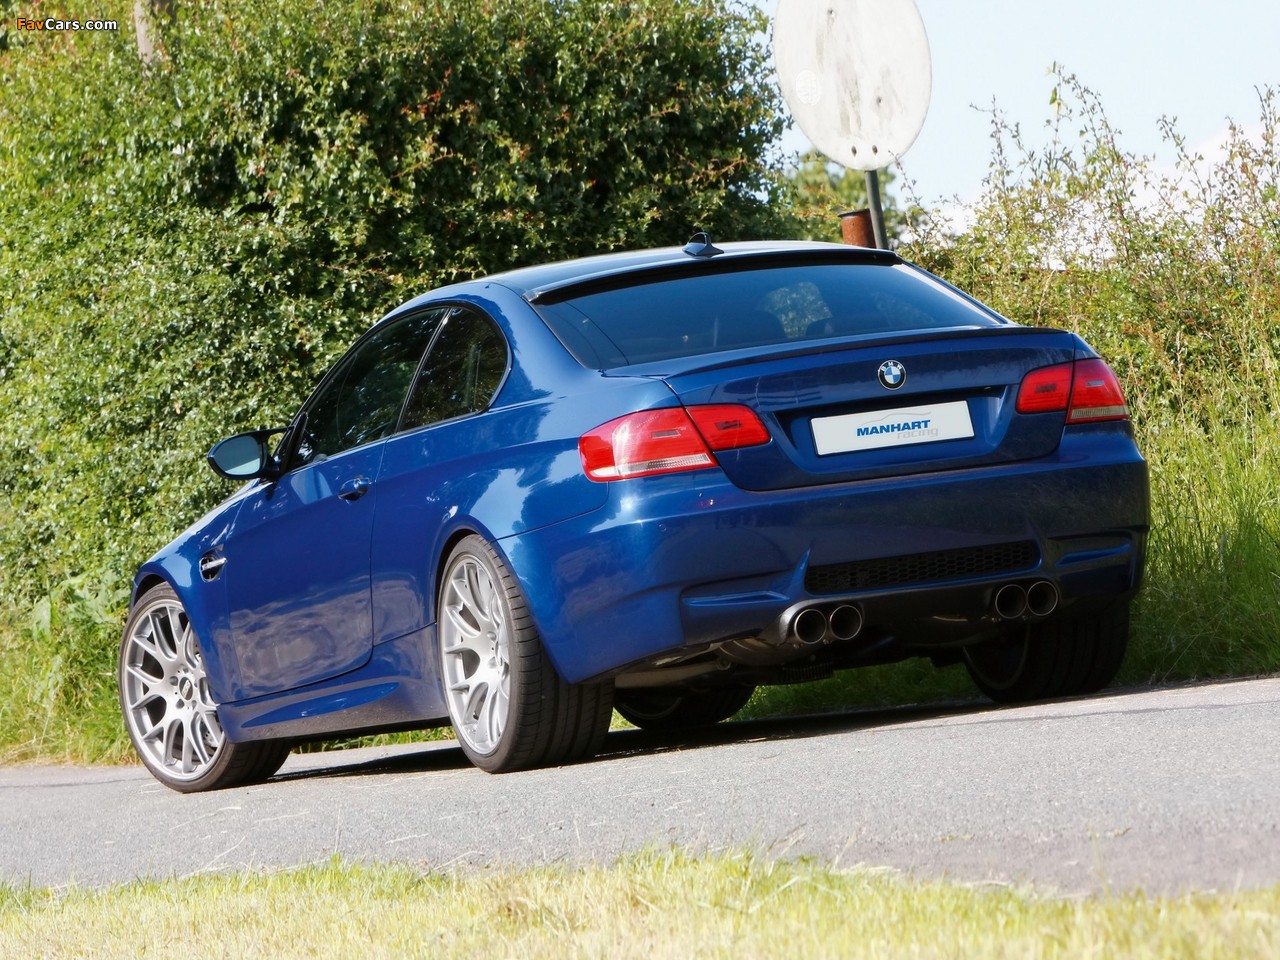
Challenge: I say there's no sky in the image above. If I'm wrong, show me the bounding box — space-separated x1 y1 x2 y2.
765 0 1280 208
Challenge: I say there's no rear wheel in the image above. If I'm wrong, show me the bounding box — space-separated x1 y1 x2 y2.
438 535 613 772
119 584 290 793
963 601 1130 703
614 684 756 731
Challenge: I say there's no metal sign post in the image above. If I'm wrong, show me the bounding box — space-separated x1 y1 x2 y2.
865 169 887 249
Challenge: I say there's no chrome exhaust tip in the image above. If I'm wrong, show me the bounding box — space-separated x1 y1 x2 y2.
993 583 1028 620
1026 580 1060 618
827 604 864 641
791 607 829 645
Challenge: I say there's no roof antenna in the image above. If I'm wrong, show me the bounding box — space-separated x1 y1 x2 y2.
682 232 724 258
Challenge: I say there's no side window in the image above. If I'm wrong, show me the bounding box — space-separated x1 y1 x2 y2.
402 308 508 430
296 308 445 465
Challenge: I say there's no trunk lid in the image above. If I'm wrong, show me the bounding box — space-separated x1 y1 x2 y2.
647 326 1086 491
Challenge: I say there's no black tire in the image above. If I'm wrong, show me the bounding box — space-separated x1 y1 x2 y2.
119 583 290 793
615 684 756 731
963 600 1130 703
241 742 293 784
437 535 613 773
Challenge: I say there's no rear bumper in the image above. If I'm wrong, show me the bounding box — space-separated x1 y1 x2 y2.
500 427 1148 684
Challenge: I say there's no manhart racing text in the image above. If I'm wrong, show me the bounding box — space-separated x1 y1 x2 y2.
856 418 937 438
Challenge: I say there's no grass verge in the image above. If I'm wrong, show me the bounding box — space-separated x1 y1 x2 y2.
2 851 1278 959
1126 415 1280 682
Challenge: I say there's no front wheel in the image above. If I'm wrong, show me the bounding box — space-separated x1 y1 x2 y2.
119 584 290 793
963 601 1130 703
437 535 613 773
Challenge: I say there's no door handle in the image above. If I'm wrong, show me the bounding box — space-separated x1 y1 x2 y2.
199 552 226 581
338 476 371 502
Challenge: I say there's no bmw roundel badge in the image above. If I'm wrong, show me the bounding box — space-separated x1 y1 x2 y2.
877 360 906 390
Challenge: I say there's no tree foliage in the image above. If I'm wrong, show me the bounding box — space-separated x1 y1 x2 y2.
0 0 790 605
782 149 914 243
902 72 1280 429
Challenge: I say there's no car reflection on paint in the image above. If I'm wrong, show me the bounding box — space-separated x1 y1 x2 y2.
118 237 1148 791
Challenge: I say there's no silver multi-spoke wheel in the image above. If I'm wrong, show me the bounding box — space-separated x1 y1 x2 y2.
119 583 291 792
121 593 225 783
436 536 613 773
440 552 511 758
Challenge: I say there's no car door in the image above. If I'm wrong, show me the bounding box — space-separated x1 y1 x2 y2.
369 306 511 644
218 309 446 699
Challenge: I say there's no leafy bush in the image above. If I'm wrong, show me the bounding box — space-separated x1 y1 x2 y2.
904 73 1280 426
0 0 789 606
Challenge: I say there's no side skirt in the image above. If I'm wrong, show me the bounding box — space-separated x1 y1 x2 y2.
217 626 448 743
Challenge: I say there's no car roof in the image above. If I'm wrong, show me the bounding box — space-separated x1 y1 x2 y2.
492 240 900 304
391 240 902 316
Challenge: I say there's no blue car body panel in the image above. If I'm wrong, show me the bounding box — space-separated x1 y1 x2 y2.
500 423 1146 684
130 242 1149 744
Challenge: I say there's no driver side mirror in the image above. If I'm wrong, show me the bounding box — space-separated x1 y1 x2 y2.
207 429 285 481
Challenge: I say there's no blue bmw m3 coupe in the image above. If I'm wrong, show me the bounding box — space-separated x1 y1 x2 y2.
118 238 1148 791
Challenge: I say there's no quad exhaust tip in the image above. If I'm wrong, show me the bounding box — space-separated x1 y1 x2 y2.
782 579 1057 646
787 603 864 645
993 583 1028 620
792 607 828 645
828 604 864 641
993 580 1060 621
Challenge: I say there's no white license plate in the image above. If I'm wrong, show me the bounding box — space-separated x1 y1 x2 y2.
812 400 974 455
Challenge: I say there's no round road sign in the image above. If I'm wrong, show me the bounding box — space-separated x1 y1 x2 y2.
774 0 932 171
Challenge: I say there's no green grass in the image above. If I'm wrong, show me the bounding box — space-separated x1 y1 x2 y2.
2 852 1277 959
739 658 980 722
0 579 131 767
1126 415 1280 682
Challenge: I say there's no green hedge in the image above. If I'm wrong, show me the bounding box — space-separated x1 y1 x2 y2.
0 0 792 605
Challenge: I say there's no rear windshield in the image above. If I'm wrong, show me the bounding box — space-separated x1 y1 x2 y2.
534 261 1005 369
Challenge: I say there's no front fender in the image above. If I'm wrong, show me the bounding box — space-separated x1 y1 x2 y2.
130 488 251 704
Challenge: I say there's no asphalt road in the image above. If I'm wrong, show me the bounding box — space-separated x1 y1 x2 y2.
3 677 1278 895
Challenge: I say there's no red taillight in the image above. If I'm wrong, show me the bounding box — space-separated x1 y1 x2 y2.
686 404 772 450
1066 359 1129 422
1016 359 1128 423
1016 363 1072 413
579 404 769 481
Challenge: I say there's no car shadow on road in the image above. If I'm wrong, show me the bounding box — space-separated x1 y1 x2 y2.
270 680 1208 783
598 697 991 762
273 696 998 783
273 741 471 781
271 678 1244 784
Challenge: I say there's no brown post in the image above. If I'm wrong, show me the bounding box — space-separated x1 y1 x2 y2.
838 209 875 247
